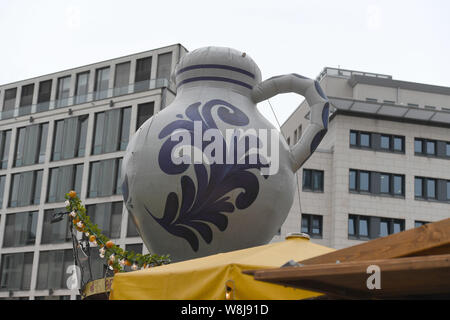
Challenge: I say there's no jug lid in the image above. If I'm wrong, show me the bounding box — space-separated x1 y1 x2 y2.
173 46 262 92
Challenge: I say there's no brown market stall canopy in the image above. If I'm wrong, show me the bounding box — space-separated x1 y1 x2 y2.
245 218 450 299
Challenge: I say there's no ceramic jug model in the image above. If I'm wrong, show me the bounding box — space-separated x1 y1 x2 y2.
122 47 329 261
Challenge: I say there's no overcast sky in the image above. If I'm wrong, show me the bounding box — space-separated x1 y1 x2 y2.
0 0 448 125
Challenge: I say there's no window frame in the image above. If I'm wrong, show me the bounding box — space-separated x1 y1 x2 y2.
301 214 323 239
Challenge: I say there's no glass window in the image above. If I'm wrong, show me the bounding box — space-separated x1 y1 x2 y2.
75 72 89 104
41 208 71 244
380 135 390 149
311 216 321 235
393 137 403 151
446 143 450 157
349 131 357 146
414 139 423 153
359 217 369 237
3 88 17 112
120 107 131 150
136 102 155 129
37 249 73 290
47 164 83 203
302 170 312 190
393 220 403 234
94 67 110 100
393 175 403 195
349 170 356 190
415 177 423 198
301 214 322 238
0 130 12 169
348 216 355 236
157 52 172 81
426 141 436 155
134 57 152 92
88 158 122 198
3 211 38 247
86 202 122 238
9 170 43 207
360 133 370 147
427 179 436 198
447 181 450 200
312 171 323 191
37 80 52 112
56 76 71 108
0 175 5 209
20 84 34 110
379 220 389 237
415 221 429 228
380 174 390 193
14 123 48 167
52 116 88 161
125 244 143 255
92 112 105 155
127 214 140 237
114 62 131 96
359 171 370 192
0 252 34 290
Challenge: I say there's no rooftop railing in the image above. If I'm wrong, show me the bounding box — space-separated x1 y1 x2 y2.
316 67 392 82
0 78 173 120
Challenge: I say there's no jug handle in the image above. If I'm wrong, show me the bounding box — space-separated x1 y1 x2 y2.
251 74 329 173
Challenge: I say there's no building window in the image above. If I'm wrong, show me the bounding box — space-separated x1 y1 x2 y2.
19 84 34 115
380 173 404 196
446 143 450 157
9 170 43 207
349 130 371 148
41 208 71 244
348 215 370 240
0 252 34 291
286 137 290 146
415 138 436 156
3 211 38 247
137 102 155 129
88 158 123 198
14 122 49 167
56 76 71 108
302 169 324 192
379 218 405 237
0 130 12 169
134 57 152 92
75 72 89 104
0 175 5 209
301 214 322 238
415 177 437 200
156 52 172 81
125 243 143 254
114 62 131 96
3 88 17 114
36 249 73 290
47 164 83 203
349 169 370 193
415 221 429 228
85 202 123 238
393 136 404 152
37 80 52 112
127 214 140 237
447 181 450 200
92 107 131 155
94 67 110 100
52 115 88 161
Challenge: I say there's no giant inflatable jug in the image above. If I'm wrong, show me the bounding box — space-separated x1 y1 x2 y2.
122 47 329 261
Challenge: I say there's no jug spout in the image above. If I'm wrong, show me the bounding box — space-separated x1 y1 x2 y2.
251 74 329 173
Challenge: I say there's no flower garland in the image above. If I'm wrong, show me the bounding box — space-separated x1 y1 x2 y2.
65 190 171 273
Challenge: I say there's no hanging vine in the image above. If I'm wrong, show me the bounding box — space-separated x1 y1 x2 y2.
65 190 171 274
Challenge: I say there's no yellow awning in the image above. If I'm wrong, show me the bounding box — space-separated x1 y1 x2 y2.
110 235 334 300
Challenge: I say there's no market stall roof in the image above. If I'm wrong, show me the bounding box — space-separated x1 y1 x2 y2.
245 218 450 299
109 234 334 300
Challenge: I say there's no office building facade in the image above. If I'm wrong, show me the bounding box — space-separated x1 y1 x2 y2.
0 44 188 299
275 67 450 250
